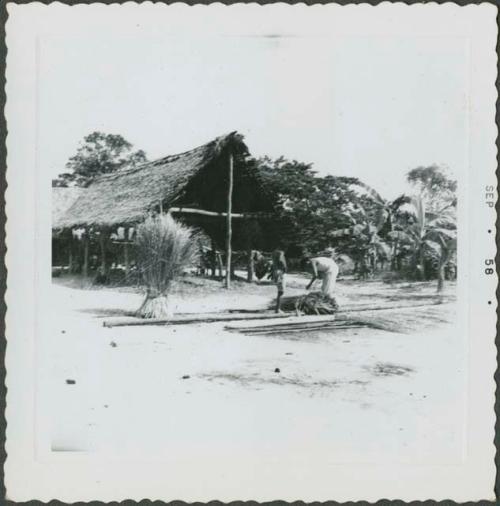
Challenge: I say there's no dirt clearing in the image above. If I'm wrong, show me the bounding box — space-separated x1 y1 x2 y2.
45 276 463 465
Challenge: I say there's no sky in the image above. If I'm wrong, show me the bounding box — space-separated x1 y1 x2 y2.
39 27 467 200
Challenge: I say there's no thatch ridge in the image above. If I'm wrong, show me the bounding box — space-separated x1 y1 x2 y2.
57 131 252 228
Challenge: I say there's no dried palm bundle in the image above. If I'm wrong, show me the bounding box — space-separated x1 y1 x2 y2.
136 215 200 319
272 291 339 315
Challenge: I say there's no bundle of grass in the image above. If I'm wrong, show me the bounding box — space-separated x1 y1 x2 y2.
135 215 200 319
272 291 339 315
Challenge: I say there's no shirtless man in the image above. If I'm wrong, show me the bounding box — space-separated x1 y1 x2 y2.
306 250 339 298
270 249 287 313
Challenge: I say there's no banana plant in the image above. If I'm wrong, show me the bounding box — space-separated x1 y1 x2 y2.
329 184 407 272
388 195 456 289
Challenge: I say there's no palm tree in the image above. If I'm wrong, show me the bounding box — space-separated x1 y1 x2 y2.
436 236 457 292
329 184 406 274
388 195 456 290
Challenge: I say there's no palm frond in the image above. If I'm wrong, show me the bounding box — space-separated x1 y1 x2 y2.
353 181 386 207
426 227 457 241
372 239 392 258
423 239 442 258
374 207 389 232
388 230 415 244
410 195 426 233
330 227 352 238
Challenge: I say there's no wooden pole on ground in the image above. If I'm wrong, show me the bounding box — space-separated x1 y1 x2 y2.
225 153 233 289
103 311 295 328
83 229 89 278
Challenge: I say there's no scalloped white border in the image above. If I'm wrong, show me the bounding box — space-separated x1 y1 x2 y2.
4 2 498 502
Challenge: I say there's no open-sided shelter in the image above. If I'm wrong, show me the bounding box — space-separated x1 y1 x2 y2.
52 186 86 269
54 132 279 281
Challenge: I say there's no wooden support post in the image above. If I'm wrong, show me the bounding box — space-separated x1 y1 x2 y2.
83 229 89 278
124 229 130 277
68 230 73 273
225 153 233 289
210 239 217 278
99 229 107 272
247 249 254 283
217 251 224 279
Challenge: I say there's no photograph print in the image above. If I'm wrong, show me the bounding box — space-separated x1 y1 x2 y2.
4 2 497 503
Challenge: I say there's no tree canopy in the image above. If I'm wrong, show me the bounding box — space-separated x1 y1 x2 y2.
252 156 369 256
53 132 147 188
406 165 457 212
253 156 457 290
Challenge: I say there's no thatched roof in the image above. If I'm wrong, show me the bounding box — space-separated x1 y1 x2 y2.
58 131 269 229
52 187 85 229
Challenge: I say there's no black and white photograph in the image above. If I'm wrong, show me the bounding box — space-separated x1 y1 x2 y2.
4 2 497 502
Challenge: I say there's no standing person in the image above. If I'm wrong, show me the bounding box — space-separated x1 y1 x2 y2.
306 249 339 298
271 249 287 313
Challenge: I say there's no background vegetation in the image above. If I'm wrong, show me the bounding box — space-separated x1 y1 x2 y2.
55 132 457 292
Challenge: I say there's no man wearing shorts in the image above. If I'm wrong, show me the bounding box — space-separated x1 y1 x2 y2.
271 249 287 313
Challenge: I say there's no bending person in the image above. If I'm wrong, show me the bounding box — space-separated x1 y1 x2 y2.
306 250 339 298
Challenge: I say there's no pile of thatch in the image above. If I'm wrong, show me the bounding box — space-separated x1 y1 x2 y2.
273 291 339 315
136 215 200 319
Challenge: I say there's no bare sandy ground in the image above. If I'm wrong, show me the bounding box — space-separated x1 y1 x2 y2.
46 275 464 465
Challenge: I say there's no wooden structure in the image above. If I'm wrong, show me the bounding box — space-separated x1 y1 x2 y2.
52 187 86 271
53 132 278 284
